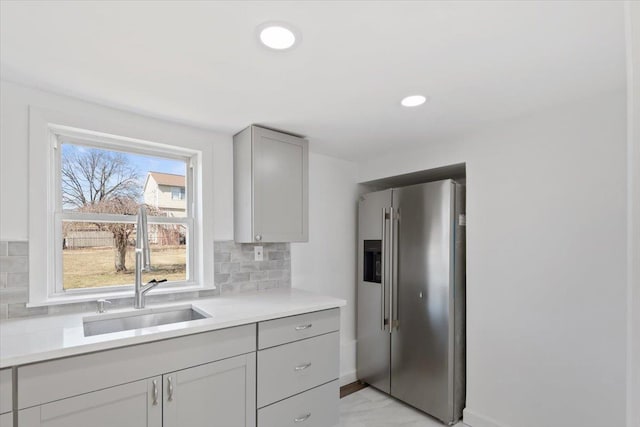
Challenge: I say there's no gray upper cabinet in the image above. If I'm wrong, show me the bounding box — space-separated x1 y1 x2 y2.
234 126 309 243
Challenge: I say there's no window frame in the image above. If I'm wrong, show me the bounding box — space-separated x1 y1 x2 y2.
27 106 214 306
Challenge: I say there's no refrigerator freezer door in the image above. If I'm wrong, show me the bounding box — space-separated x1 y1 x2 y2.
356 189 392 394
390 180 456 422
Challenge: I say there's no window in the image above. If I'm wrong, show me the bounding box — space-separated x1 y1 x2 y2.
55 139 195 293
171 186 186 201
28 108 214 305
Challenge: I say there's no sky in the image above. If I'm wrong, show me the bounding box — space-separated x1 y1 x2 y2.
61 142 186 204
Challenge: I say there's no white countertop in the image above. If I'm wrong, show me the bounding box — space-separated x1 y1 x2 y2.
0 288 346 368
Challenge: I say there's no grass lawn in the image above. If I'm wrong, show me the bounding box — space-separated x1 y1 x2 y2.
63 246 186 289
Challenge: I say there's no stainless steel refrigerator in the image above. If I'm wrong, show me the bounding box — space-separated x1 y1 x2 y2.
356 179 465 424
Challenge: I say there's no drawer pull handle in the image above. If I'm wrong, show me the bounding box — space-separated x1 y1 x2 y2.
294 362 312 371
152 380 158 405
294 413 312 423
295 324 313 331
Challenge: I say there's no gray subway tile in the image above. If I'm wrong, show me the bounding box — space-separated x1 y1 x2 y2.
238 262 259 272
230 272 250 282
214 252 230 263
221 282 257 295
230 250 254 262
0 242 6 256
219 262 240 274
268 251 284 261
48 301 97 315
8 303 48 318
0 304 7 319
0 272 6 288
214 241 236 252
0 256 28 273
0 287 28 304
199 289 219 298
8 241 28 256
7 272 28 287
214 273 230 285
250 271 269 281
268 270 286 279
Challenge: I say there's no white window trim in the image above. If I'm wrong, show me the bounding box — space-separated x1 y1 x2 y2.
28 106 215 307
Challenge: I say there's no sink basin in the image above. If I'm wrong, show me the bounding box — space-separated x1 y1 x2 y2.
83 306 209 337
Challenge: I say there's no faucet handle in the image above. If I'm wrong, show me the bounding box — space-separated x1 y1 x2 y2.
97 299 112 313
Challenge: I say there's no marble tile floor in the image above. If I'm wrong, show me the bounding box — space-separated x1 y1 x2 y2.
339 387 467 427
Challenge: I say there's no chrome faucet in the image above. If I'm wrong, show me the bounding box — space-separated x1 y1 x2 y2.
134 206 159 309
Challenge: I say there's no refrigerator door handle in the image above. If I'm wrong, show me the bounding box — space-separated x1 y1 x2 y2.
381 208 387 331
389 207 394 333
390 207 399 331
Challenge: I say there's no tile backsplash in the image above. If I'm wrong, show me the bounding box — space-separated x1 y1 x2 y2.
214 240 291 294
0 240 291 319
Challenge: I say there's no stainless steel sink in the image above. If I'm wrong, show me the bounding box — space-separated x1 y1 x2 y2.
83 306 209 337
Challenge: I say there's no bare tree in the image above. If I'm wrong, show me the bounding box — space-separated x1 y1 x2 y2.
77 199 163 272
61 147 143 272
62 148 140 209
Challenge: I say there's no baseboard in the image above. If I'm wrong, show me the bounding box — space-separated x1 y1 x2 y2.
339 369 357 386
463 408 510 427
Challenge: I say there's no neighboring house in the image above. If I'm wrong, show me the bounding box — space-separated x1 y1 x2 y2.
143 172 187 218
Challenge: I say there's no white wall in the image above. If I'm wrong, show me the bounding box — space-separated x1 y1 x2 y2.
291 152 359 384
358 91 628 427
626 2 640 426
0 80 234 241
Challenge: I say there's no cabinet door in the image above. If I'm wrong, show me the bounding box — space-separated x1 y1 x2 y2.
163 352 256 427
0 412 12 427
18 377 161 427
253 126 308 242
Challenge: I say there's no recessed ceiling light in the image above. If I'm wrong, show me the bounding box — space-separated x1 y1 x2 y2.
401 95 427 107
259 25 296 50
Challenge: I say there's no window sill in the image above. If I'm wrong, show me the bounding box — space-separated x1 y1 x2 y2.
27 283 216 308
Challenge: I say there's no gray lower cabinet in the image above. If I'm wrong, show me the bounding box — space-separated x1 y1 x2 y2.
18 354 257 427
15 325 257 427
0 368 12 427
256 310 340 427
0 413 12 427
18 377 161 427
0 413 11 427
163 353 256 427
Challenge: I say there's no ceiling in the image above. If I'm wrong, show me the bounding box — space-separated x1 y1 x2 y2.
0 1 627 160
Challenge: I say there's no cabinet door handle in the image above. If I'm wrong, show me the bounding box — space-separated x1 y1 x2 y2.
255 234 262 241
167 376 174 401
152 380 158 405
295 324 312 331
294 362 312 371
294 413 312 423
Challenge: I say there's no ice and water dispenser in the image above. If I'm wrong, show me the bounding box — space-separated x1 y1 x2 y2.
363 240 382 283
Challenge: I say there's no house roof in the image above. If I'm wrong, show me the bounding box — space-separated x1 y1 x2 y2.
147 172 185 188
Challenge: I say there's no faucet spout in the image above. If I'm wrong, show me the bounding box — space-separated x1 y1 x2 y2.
134 206 153 309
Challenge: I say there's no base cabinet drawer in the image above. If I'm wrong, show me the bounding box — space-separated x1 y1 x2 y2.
0 412 12 427
258 380 338 427
258 309 339 349
257 332 339 408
